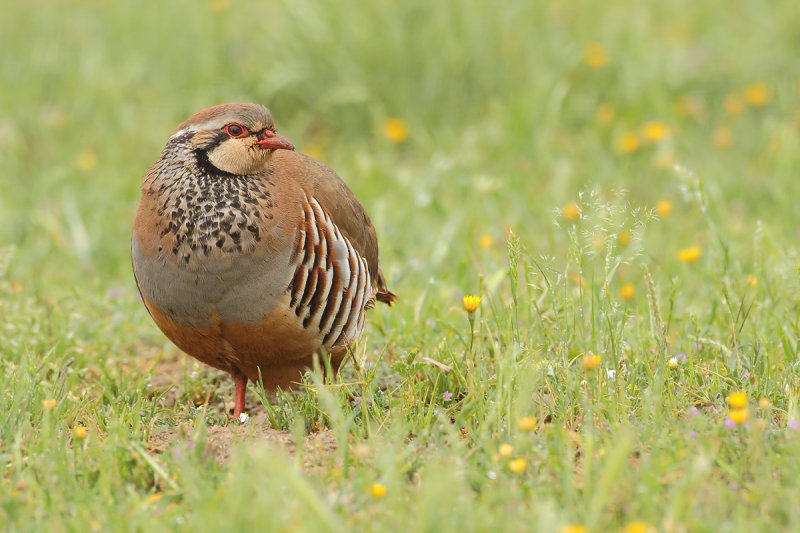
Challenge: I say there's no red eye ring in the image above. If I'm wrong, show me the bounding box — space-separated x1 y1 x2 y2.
223 123 248 138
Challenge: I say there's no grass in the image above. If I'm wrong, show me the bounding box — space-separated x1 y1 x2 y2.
3 0 800 530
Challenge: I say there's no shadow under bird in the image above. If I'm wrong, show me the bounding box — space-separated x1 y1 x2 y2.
132 103 395 418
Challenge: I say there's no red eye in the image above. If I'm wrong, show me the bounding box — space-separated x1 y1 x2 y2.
223 123 248 138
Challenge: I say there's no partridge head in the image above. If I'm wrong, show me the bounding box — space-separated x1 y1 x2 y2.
132 103 395 418
171 103 295 176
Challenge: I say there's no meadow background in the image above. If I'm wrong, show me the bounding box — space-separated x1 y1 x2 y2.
2 0 800 531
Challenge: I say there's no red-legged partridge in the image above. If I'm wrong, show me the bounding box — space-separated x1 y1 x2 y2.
132 103 395 418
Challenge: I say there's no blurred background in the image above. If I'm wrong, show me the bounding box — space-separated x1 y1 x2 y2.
1 0 799 301
4 3 800 529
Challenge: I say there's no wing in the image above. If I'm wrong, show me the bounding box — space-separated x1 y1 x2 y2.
270 151 395 305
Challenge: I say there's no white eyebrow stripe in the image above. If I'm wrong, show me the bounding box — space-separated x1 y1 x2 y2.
169 128 193 139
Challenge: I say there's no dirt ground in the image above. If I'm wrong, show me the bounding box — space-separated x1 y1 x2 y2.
144 350 338 463
147 410 338 463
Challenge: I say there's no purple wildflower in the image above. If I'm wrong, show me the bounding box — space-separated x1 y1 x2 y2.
788 419 799 431
172 442 196 461
690 430 697 439
443 391 453 401
724 417 737 429
171 446 185 461
693 343 702 351
354 397 361 406
743 371 750 379
676 353 687 363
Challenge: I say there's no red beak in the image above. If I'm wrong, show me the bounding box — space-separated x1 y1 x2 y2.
256 132 295 151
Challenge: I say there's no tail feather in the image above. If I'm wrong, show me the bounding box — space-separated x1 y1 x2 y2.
376 289 397 306
376 269 396 306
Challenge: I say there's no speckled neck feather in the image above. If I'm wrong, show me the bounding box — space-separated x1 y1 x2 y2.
145 136 274 264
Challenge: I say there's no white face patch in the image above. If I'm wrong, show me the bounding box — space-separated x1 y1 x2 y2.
206 137 271 175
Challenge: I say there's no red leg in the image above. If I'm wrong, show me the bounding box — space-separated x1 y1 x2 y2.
232 372 247 419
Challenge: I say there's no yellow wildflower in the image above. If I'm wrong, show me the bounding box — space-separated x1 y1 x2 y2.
619 283 635 301
712 127 733 149
562 526 588 533
677 246 702 263
508 458 527 474
462 295 481 313
744 82 771 107
727 391 747 409
571 273 586 287
624 522 653 533
370 483 387 499
73 426 88 440
76 149 98 172
643 122 670 143
724 93 745 115
479 235 494 250
595 103 615 124
583 44 609 68
42 399 56 410
744 274 758 287
668 357 678 369
618 230 631 246
382 118 409 143
562 202 581 222
655 200 673 217
759 397 770 410
582 353 601 371
499 444 514 458
518 416 537 432
145 493 163 504
728 408 749 425
619 133 640 154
